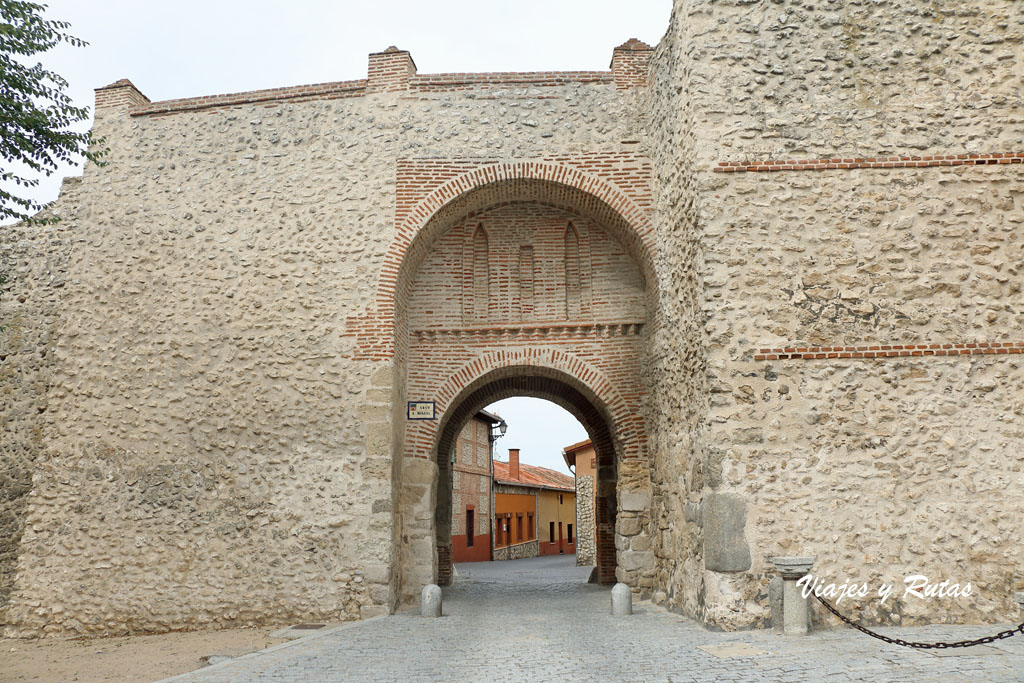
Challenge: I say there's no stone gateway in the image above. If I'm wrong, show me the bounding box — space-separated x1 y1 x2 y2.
1 1 1022 637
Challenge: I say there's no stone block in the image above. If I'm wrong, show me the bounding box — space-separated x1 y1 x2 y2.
702 493 751 573
630 535 651 552
769 575 783 633
619 550 655 572
684 501 702 526
363 563 391 585
370 364 392 388
360 604 388 619
617 516 642 536
620 490 650 512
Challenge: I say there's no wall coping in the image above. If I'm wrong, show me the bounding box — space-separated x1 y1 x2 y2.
105 41 650 118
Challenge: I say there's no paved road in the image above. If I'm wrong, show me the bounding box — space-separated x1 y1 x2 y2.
166 555 1024 682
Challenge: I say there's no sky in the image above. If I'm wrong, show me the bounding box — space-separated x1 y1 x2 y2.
4 0 671 473
5 1 671 216
486 398 588 476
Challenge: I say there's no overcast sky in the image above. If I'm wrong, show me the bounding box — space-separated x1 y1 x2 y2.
7 0 671 474
486 398 588 476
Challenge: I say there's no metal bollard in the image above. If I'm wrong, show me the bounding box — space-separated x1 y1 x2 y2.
421 584 442 618
771 557 814 636
611 583 633 616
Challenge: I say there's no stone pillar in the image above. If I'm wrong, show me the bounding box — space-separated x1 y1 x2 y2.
772 557 814 636
94 79 150 111
611 583 632 616
609 39 653 89
367 46 416 92
421 584 442 618
1015 591 1024 615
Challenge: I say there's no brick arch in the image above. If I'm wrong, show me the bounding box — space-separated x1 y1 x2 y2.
390 160 654 600
421 349 629 586
430 348 634 459
403 347 642 466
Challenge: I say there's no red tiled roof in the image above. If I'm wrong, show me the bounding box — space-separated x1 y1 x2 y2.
493 460 574 491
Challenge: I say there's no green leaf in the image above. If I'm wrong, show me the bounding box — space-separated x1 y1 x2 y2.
0 0 108 224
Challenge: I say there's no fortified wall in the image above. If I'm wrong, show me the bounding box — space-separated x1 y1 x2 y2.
1 0 1022 637
646 0 1024 629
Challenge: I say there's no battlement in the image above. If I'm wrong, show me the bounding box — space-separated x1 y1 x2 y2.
95 41 653 117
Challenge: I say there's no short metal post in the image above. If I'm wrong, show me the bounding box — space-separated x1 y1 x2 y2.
772 557 814 636
611 583 633 616
421 584 442 618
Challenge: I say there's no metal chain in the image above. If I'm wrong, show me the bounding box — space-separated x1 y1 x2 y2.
812 592 1024 649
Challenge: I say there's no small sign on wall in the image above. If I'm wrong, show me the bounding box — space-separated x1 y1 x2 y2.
407 401 436 420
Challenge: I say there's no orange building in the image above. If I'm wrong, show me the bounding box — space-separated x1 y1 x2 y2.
563 439 597 566
492 449 575 560
450 411 502 563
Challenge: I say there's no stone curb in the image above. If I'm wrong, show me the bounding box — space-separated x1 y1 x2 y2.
155 616 386 682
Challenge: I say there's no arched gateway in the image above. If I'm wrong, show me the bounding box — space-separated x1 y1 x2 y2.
374 159 658 604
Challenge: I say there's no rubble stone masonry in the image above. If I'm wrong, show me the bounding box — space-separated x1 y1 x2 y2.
1 2 1022 637
645 0 1024 630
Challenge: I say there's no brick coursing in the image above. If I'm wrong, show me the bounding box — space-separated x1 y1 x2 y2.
714 152 1024 173
755 342 1024 361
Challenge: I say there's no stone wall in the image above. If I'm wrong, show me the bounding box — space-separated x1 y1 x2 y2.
493 541 540 562
0 46 652 635
574 475 595 566
0 183 81 617
644 0 1024 629
3 2 1022 637
642 0 708 622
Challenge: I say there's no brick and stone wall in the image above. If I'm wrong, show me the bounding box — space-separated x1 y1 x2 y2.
0 44 653 636
644 0 1024 630
2 0 1022 638
448 417 492 568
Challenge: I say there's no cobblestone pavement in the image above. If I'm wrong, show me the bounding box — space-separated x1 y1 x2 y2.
165 556 1024 682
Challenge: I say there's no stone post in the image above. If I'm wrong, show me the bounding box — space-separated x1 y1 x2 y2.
772 557 814 636
611 583 632 616
421 584 442 618
1015 591 1024 616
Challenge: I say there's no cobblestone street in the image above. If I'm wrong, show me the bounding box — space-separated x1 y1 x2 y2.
164 556 1024 682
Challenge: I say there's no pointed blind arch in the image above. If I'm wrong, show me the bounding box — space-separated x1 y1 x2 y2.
565 222 581 319
472 224 489 321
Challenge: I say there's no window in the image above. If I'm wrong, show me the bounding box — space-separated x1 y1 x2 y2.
516 514 523 543
527 513 534 540
466 508 474 547
559 494 564 504
567 524 574 544
549 521 555 543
